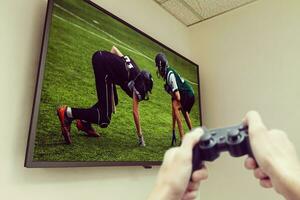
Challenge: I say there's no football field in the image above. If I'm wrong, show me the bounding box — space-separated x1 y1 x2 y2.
33 0 201 162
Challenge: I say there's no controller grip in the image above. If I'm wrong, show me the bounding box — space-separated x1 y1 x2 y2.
246 136 255 159
192 144 203 172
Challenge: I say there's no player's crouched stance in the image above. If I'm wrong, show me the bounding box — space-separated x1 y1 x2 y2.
155 53 195 145
57 46 153 146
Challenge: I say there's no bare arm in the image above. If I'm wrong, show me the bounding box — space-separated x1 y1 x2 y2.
110 46 124 57
148 128 208 200
132 92 142 137
173 91 181 102
244 111 300 200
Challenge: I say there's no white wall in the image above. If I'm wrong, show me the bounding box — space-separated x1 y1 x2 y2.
92 0 192 58
0 0 191 199
189 0 300 199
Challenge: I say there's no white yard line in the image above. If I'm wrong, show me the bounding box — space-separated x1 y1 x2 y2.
53 3 198 86
53 14 148 60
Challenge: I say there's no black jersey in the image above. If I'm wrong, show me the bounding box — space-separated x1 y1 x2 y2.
92 51 140 98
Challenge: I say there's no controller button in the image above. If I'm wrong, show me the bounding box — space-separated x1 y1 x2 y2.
211 131 217 136
228 129 240 143
219 136 225 142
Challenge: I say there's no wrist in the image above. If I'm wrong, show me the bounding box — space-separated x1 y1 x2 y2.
279 171 300 200
137 132 142 137
149 183 179 200
271 163 300 199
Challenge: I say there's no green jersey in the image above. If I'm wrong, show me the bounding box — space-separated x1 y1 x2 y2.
165 67 194 97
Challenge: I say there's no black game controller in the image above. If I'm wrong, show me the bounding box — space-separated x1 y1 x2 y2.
192 124 253 172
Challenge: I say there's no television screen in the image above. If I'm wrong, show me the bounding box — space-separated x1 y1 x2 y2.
25 0 202 167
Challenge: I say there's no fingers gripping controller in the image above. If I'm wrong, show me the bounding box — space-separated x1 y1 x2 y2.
192 124 253 172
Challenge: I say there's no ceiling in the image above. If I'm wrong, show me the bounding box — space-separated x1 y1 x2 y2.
154 0 257 27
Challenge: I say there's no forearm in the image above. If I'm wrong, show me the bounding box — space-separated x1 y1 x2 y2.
132 93 142 136
133 111 142 136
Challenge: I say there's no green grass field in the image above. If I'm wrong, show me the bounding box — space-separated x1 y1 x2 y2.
33 0 201 162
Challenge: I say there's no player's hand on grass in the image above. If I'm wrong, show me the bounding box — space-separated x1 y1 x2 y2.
244 111 300 200
148 128 208 200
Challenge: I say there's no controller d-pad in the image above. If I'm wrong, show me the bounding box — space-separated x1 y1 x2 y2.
200 133 213 147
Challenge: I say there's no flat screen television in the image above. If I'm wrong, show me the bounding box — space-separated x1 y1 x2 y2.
25 0 202 167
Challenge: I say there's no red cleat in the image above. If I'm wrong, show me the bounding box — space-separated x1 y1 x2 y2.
57 105 72 144
76 120 100 137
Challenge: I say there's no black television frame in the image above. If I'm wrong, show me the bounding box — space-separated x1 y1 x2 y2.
25 0 202 168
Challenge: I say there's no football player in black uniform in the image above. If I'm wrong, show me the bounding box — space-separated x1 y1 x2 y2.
155 53 195 145
57 46 153 146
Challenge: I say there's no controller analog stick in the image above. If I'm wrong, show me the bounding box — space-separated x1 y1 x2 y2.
228 129 240 143
200 133 213 147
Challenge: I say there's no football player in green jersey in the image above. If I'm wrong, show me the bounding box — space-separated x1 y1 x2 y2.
155 53 195 145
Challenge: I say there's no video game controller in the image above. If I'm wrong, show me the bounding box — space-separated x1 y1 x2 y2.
192 124 254 172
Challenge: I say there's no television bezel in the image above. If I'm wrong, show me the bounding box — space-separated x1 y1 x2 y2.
25 0 202 168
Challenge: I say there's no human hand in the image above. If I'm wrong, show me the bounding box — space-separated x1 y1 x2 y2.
244 111 300 199
148 128 208 200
